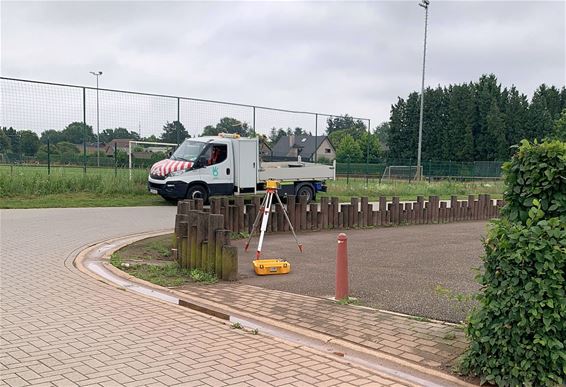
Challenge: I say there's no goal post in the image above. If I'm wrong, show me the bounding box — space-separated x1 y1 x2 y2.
381 165 424 181
128 140 177 179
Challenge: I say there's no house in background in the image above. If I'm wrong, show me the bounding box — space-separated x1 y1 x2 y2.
104 139 131 156
272 135 335 162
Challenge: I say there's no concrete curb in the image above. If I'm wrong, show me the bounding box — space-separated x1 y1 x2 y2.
75 230 476 387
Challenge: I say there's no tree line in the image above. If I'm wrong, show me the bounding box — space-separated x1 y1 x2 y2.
386 74 566 162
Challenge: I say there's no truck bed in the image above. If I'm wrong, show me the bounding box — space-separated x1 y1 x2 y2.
258 161 334 181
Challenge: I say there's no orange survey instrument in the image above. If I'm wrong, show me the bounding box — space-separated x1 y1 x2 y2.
244 180 303 275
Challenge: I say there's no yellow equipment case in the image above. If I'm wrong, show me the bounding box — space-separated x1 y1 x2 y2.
252 259 291 275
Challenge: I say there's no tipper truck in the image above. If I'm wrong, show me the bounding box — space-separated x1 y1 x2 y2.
147 133 335 203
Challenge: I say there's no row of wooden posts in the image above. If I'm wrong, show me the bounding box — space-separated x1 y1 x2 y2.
180 194 503 234
173 194 503 280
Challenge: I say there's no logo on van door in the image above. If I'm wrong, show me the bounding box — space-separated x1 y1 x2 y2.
211 166 219 177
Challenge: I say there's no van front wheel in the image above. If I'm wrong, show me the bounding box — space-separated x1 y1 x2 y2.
186 184 209 203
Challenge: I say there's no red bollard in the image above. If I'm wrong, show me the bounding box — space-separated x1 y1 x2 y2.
335 233 349 300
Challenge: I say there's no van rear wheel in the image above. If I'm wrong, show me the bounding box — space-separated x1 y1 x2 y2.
296 184 314 203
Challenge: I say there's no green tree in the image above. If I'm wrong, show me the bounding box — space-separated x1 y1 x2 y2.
484 101 508 160
40 129 65 144
358 132 381 162
19 130 40 156
0 129 11 153
374 122 389 150
503 86 529 155
552 108 566 140
202 117 250 137
268 127 287 145
61 122 95 144
445 84 474 161
161 121 189 144
326 115 367 138
335 134 362 162
527 93 554 141
100 127 140 143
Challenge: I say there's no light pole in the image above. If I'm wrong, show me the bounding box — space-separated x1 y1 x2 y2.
90 71 103 167
416 0 429 180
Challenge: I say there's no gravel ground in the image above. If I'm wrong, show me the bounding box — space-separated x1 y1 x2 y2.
235 221 488 322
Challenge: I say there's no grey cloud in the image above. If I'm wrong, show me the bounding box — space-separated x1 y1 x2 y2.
1 0 564 133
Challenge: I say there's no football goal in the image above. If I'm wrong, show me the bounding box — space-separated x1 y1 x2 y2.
381 165 424 181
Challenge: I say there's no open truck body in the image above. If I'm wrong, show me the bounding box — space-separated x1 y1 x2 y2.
147 135 335 202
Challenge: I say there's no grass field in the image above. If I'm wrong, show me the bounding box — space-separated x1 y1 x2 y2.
0 164 504 209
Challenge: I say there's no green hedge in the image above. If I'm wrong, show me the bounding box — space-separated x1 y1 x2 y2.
461 140 566 386
502 140 566 223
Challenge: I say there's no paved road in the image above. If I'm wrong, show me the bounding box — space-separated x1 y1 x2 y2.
238 222 486 322
1 207 404 387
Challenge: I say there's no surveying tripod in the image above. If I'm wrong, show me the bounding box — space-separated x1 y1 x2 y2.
244 180 303 261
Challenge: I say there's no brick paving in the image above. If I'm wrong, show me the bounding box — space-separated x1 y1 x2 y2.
1 207 408 386
175 284 467 371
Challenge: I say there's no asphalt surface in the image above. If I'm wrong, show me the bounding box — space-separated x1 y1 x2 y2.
237 221 487 322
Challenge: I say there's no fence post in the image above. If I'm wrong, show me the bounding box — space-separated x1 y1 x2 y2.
176 97 180 146
47 138 51 175
114 142 117 177
335 233 349 300
314 113 318 163
253 106 256 136
82 87 87 174
347 155 350 185
366 118 370 187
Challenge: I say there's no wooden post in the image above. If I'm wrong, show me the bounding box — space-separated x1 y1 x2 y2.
468 195 475 221
310 203 318 230
235 196 245 232
321 197 329 229
350 197 359 228
215 230 230 278
299 195 308 231
188 210 199 270
222 245 238 281
392 197 400 225
210 197 220 214
195 212 208 270
207 214 224 273
287 195 296 229
361 197 368 227
177 219 188 268
331 197 339 229
195 198 204 211
379 196 387 225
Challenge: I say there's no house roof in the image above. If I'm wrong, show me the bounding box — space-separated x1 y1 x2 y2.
272 135 331 158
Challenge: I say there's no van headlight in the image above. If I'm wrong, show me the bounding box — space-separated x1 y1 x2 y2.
168 169 188 177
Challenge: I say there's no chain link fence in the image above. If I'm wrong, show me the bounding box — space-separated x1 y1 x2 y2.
1 77 504 181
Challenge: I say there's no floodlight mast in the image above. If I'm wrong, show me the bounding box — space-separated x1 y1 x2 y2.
416 0 429 180
89 71 103 167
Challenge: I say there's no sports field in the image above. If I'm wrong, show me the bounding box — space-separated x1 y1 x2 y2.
0 164 504 209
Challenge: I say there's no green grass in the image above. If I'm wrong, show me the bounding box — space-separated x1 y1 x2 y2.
321 178 504 202
110 250 217 287
1 164 504 209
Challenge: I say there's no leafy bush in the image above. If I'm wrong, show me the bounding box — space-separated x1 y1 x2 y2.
502 140 566 224
461 140 566 385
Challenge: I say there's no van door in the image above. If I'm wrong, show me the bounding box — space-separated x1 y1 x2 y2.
199 142 234 195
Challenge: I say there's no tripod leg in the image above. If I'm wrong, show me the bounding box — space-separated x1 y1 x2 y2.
245 193 268 251
275 192 303 253
255 191 273 260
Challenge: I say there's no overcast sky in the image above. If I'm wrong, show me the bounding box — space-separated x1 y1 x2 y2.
1 0 565 137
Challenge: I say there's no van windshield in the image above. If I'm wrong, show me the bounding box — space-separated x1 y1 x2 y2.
171 141 206 162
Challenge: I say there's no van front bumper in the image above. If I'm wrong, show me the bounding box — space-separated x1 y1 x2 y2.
148 180 188 199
